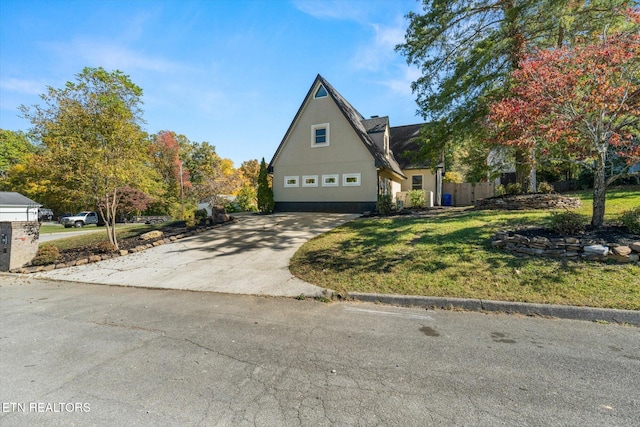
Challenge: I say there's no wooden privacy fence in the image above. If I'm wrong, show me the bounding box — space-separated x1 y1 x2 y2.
442 182 496 206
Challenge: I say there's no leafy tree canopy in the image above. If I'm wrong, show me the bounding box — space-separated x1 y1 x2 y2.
20 67 154 248
0 129 38 179
397 0 634 176
488 12 640 226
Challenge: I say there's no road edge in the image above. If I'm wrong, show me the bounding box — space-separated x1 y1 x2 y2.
347 292 640 326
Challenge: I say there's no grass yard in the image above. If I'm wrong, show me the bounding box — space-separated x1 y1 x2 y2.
290 188 640 310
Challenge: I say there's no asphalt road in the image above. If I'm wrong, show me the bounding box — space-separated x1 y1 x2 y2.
1 276 638 426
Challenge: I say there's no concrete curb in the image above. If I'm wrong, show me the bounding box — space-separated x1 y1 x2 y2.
348 293 640 326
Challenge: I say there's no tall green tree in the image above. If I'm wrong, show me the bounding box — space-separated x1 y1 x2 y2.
257 158 274 214
20 67 154 249
396 0 633 187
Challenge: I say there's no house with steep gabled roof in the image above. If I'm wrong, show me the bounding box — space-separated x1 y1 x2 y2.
268 74 438 213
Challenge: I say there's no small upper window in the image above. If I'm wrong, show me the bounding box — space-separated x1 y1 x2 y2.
314 85 327 98
311 123 330 147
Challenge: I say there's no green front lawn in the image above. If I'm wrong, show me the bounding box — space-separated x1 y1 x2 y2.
290 188 640 310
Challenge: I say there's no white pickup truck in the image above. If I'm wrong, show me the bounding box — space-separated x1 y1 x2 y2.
60 211 101 228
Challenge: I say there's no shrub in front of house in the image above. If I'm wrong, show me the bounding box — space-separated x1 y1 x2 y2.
408 190 426 208
506 182 523 195
377 194 394 215
549 210 587 235
495 184 506 196
537 181 554 194
619 207 640 234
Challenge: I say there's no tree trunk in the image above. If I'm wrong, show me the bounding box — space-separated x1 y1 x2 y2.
591 155 607 228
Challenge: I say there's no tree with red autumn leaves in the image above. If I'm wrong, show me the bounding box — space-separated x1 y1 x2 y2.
488 11 640 227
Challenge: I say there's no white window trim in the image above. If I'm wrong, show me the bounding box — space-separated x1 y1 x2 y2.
322 174 339 187
311 123 330 147
284 176 299 188
343 173 361 187
302 175 318 187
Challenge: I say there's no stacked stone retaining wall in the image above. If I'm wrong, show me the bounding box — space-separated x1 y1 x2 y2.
476 194 581 210
491 232 640 263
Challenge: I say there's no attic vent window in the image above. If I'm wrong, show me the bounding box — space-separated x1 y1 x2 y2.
314 85 327 98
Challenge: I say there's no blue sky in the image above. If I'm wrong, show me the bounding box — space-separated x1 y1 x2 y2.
1 0 422 166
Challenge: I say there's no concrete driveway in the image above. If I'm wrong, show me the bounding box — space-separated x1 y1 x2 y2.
33 212 358 297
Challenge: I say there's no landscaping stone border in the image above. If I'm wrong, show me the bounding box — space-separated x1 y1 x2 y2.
10 218 237 274
491 231 640 263
476 193 581 210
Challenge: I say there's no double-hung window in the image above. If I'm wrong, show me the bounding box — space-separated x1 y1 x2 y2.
412 175 423 190
311 123 330 147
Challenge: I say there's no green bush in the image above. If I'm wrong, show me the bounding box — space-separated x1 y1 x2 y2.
495 184 506 196
549 210 587 235
235 185 258 212
32 245 60 265
408 190 426 208
376 194 394 215
506 182 523 195
619 207 640 234
537 181 554 194
194 208 208 222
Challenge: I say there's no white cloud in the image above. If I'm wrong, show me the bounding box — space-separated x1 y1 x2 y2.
378 65 421 96
0 78 46 95
44 39 190 74
351 22 406 71
292 0 370 23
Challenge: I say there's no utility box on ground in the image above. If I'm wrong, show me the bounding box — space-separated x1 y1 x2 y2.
0 221 40 272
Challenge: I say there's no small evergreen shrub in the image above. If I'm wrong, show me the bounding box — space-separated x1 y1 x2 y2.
505 182 523 195
32 245 60 265
257 158 275 214
408 190 426 208
549 210 587 235
619 207 640 234
495 184 506 196
537 181 554 194
376 194 394 215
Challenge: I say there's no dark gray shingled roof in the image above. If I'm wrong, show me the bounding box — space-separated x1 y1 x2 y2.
389 123 431 170
270 75 405 179
362 116 389 134
0 192 41 207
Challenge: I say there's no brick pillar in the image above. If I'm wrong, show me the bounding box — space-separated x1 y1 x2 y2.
0 221 40 272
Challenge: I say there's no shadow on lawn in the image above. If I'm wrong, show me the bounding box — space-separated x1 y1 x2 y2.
293 212 631 289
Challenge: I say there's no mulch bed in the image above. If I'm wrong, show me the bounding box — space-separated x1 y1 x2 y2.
54 220 228 264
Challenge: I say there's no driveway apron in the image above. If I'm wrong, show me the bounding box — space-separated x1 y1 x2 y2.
33 212 358 297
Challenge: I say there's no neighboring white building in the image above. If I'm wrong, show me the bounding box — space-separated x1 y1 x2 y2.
0 192 41 222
